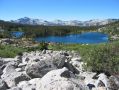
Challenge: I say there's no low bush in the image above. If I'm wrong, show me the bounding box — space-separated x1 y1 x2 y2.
50 42 119 74
38 42 48 50
83 43 119 74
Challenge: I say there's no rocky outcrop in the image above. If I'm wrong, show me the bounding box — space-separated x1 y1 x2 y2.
8 68 89 90
37 67 89 90
0 50 118 90
24 50 79 78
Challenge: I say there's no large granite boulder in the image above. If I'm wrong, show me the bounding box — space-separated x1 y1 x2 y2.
0 57 22 76
25 59 57 78
96 73 110 90
25 51 69 78
36 67 89 90
51 51 67 68
1 64 30 88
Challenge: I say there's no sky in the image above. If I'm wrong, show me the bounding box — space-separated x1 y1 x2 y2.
0 0 119 21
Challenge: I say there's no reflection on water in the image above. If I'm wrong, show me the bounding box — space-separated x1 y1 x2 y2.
35 32 109 44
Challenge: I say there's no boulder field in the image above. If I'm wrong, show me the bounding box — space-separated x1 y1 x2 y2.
0 50 119 90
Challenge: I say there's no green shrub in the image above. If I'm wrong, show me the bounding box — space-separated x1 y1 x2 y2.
50 42 119 74
38 42 48 50
83 42 119 74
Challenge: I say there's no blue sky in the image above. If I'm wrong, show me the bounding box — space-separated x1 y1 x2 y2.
0 0 119 21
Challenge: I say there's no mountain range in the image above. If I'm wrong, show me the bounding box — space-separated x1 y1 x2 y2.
10 17 119 26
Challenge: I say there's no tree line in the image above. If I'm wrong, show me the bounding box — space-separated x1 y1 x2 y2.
0 20 105 38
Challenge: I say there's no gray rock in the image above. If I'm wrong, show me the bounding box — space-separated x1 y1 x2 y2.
18 63 27 71
6 61 19 68
42 50 46 54
63 62 79 74
80 72 97 90
69 56 84 74
96 73 110 90
18 63 27 68
37 67 89 90
15 68 22 72
1 58 18 63
17 78 41 90
71 57 81 61
70 60 84 73
2 64 16 74
23 50 81 79
25 60 57 78
1 64 30 88
60 70 71 78
52 54 66 68
1 71 30 88
18 81 35 90
0 79 8 90
24 58 30 63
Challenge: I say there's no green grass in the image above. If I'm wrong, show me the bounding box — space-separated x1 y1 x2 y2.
0 42 48 58
0 45 27 58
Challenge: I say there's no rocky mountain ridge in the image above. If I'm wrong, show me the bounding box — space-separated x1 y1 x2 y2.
10 17 119 26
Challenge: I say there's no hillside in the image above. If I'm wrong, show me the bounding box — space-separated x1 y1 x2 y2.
97 21 119 40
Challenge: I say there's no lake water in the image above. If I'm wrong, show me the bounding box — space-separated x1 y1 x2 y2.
35 32 109 44
11 31 24 38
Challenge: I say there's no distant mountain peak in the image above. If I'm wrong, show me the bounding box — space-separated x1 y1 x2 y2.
10 17 119 26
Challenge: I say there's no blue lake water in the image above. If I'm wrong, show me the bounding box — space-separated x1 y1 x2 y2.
35 32 109 44
11 31 24 38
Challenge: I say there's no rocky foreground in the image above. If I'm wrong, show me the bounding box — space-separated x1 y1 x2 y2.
0 50 119 90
